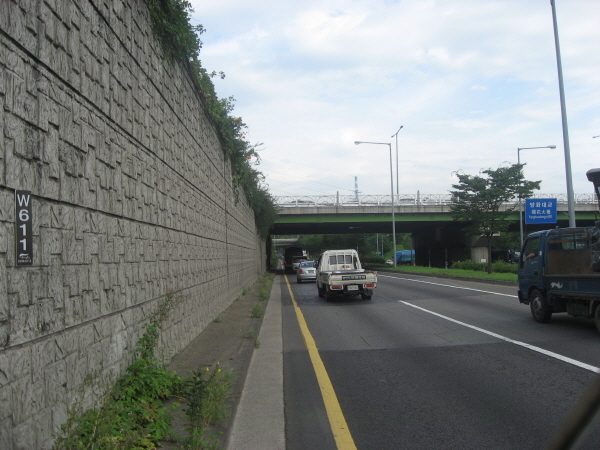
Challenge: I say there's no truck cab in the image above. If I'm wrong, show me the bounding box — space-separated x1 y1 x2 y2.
518 227 600 331
518 231 545 305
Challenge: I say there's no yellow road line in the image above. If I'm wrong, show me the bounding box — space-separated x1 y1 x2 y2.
284 274 358 450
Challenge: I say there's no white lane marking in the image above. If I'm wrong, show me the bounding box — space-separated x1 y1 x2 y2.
400 301 600 374
380 274 516 297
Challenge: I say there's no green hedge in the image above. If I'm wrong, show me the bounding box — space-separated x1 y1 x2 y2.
361 254 387 264
451 260 518 274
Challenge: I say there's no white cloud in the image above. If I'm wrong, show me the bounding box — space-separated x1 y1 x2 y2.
189 0 600 199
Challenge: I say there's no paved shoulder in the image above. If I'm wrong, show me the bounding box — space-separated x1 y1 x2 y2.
226 279 285 450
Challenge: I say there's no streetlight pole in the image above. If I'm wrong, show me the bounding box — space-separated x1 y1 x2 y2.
355 141 396 268
550 0 576 228
517 145 556 247
391 125 403 196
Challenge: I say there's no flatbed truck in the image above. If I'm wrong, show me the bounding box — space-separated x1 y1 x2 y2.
518 168 600 334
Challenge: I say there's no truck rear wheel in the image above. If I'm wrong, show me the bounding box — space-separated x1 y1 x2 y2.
325 287 335 302
530 289 552 323
595 304 600 335
317 283 325 298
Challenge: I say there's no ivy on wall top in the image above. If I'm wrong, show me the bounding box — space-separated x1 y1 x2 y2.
145 0 277 237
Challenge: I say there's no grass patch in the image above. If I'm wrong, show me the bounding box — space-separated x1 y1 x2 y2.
374 264 518 282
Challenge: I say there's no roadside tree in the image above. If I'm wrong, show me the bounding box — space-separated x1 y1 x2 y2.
450 164 540 273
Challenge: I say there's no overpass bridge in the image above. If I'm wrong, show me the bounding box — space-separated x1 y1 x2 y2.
272 193 599 266
273 193 599 235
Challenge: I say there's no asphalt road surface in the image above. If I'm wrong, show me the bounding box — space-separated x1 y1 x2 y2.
281 272 600 450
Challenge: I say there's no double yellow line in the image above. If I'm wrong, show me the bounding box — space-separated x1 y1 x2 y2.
284 275 357 450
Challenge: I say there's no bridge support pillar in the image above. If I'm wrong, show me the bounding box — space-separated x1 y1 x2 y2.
411 226 469 268
465 235 501 264
467 240 490 264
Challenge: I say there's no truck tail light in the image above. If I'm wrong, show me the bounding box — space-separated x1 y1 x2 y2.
364 283 375 288
331 285 343 290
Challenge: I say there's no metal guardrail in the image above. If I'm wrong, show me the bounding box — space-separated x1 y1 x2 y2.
275 193 598 207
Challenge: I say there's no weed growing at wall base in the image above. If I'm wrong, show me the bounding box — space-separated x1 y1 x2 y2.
53 296 234 450
259 276 273 301
251 303 264 318
183 363 234 430
53 298 181 449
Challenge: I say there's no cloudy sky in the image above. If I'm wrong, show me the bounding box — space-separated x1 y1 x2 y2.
188 0 600 201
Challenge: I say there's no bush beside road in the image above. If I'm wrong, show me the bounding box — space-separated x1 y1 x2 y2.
368 264 518 284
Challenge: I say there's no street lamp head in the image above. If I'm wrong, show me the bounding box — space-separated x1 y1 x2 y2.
354 141 391 147
518 145 557 152
391 125 403 138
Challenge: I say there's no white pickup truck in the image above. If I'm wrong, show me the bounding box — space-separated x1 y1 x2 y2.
315 249 377 301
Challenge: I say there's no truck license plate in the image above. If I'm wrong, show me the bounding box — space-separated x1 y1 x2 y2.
342 275 366 280
347 285 359 291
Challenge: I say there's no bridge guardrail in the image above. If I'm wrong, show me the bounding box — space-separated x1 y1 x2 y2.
275 193 598 207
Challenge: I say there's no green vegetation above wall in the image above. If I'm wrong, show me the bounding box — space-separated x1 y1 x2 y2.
145 0 277 237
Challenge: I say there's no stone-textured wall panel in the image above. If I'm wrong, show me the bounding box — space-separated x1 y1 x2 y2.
0 0 267 448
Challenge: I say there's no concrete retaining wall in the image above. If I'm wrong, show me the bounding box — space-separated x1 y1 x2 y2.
0 1 266 448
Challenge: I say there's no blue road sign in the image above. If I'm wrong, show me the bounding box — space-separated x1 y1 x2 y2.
525 198 557 224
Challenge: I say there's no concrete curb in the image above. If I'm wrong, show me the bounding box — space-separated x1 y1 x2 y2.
218 298 269 449
225 279 285 450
